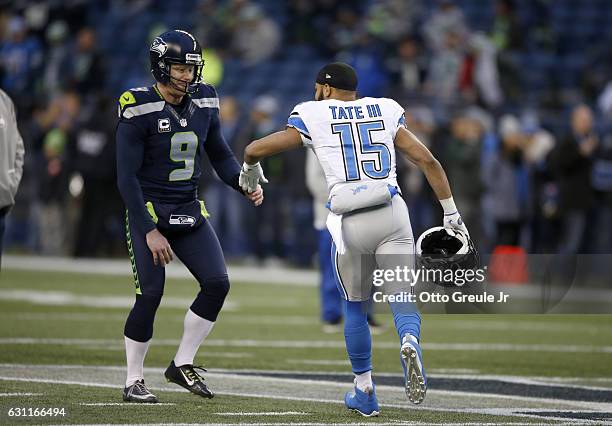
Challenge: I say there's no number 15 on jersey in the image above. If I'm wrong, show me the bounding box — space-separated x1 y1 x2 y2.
332 120 391 181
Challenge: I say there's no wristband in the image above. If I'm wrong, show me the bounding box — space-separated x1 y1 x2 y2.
440 197 457 215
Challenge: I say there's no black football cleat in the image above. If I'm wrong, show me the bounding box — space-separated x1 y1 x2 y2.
122 379 158 403
164 361 214 398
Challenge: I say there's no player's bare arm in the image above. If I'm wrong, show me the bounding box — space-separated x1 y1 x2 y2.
394 126 451 200
239 127 303 192
244 127 303 164
394 126 468 234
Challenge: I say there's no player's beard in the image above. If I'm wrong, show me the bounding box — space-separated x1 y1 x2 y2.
315 87 324 101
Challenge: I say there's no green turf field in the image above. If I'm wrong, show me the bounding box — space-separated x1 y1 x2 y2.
1 266 612 425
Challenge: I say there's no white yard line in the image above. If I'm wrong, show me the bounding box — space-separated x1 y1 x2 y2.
1 363 608 393
2 312 318 326
441 319 607 333
79 402 176 406
1 336 611 354
286 359 350 366
0 372 607 424
213 412 309 416
50 423 420 426
0 289 238 311
0 392 43 396
45 423 587 426
2 364 612 410
2 255 318 287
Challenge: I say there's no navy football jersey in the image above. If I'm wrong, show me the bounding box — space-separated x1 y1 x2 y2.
116 84 241 233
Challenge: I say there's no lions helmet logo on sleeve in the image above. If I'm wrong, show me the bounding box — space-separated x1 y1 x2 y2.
150 37 168 57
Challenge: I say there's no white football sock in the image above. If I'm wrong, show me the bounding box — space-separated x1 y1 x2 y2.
355 370 373 392
173 309 214 367
125 336 150 387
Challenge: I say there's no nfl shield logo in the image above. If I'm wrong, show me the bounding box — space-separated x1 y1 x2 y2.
180 118 188 127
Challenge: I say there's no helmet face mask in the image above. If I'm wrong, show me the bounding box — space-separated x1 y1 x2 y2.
150 30 204 94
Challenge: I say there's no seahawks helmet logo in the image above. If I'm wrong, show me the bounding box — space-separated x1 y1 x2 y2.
150 37 168 57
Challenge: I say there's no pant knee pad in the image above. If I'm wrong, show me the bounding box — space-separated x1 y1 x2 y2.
190 276 230 322
124 294 162 342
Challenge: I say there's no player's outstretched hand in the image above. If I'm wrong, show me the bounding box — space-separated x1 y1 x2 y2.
443 211 470 238
145 228 174 266
239 162 268 193
245 184 264 206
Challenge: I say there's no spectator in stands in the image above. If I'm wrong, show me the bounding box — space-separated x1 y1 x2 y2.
69 95 122 257
423 0 468 51
464 33 503 109
36 90 81 255
490 0 524 52
549 105 598 254
328 7 362 54
42 21 70 98
238 95 288 264
201 97 246 258
524 0 556 52
342 31 389 97
490 0 524 104
0 16 43 105
286 0 320 45
520 114 556 253
591 128 612 253
483 115 529 247
61 27 104 95
366 0 423 43
387 35 427 100
232 3 280 65
425 30 466 107
398 106 437 237
444 113 485 245
288 0 355 55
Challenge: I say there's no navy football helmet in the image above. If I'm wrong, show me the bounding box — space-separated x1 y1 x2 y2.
150 30 203 94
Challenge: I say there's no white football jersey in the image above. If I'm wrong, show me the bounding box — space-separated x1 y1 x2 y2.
287 97 405 192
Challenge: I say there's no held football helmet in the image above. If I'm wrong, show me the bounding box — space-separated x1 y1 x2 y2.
415 227 479 286
150 30 203 94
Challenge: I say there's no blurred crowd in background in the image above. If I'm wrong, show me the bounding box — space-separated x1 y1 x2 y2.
2 0 612 265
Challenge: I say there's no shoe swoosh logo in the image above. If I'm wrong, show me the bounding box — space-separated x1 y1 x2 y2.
181 370 195 386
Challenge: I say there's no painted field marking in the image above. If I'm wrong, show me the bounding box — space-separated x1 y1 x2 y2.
287 359 350 366
79 402 176 406
0 289 239 311
1 336 611 354
0 392 43 396
0 374 606 425
2 255 318 287
213 411 309 416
